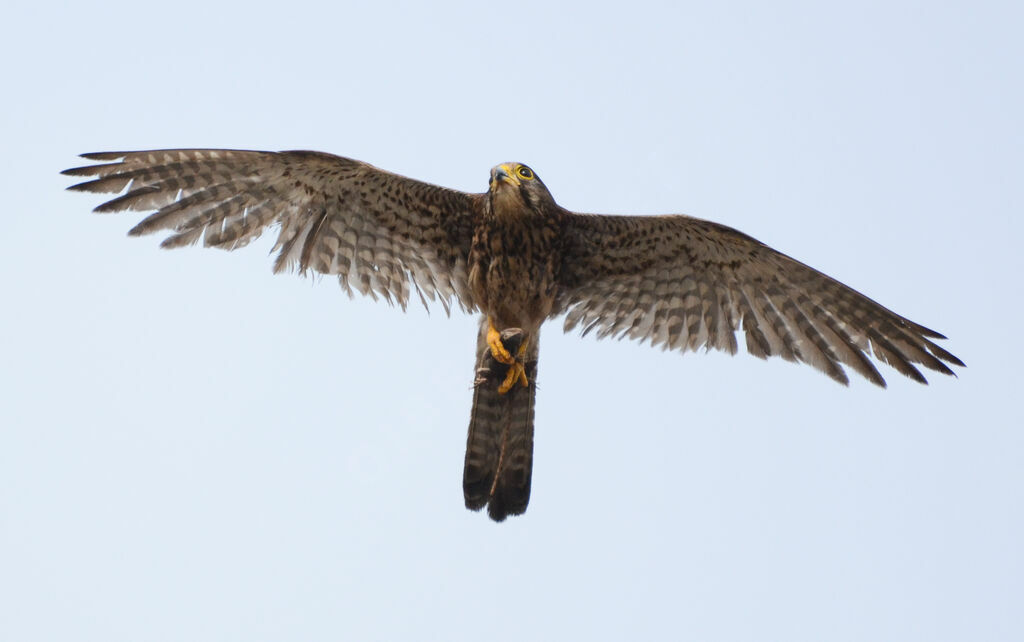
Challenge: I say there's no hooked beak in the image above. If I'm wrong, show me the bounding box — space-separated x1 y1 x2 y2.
490 164 520 188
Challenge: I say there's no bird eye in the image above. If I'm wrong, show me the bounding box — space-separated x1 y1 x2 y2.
517 166 534 180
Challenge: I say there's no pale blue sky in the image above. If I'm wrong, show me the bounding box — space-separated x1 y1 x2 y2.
2 1 1021 640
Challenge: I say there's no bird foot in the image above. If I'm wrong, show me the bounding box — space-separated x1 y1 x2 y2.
487 321 515 364
486 321 530 394
498 361 529 394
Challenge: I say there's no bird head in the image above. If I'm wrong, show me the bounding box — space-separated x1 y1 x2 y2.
488 162 555 214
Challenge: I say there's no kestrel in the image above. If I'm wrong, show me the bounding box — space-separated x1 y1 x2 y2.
63 149 963 521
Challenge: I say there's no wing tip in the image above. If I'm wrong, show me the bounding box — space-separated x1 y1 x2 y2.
80 151 129 161
63 178 93 190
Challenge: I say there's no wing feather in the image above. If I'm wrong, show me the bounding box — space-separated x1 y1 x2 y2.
64 149 480 312
557 213 963 386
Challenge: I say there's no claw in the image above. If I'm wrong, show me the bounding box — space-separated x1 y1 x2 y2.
487 318 514 364
498 361 529 394
486 319 531 394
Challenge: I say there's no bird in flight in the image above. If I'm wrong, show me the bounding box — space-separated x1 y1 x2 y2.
63 149 963 521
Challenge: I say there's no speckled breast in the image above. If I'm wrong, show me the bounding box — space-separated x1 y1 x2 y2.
469 218 562 330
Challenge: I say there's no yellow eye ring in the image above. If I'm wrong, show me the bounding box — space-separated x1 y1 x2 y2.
517 166 535 180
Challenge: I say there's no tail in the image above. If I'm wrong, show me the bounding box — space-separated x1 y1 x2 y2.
463 320 538 521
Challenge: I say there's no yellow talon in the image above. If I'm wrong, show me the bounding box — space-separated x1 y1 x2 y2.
487 318 531 394
498 361 529 394
487 318 514 364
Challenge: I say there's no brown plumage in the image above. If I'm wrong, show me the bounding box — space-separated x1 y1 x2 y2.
464 326 537 521
63 149 964 521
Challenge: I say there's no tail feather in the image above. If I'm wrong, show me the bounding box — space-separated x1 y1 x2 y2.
463 323 538 521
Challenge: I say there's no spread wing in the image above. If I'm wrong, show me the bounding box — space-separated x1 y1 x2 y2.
556 213 963 386
63 149 481 312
